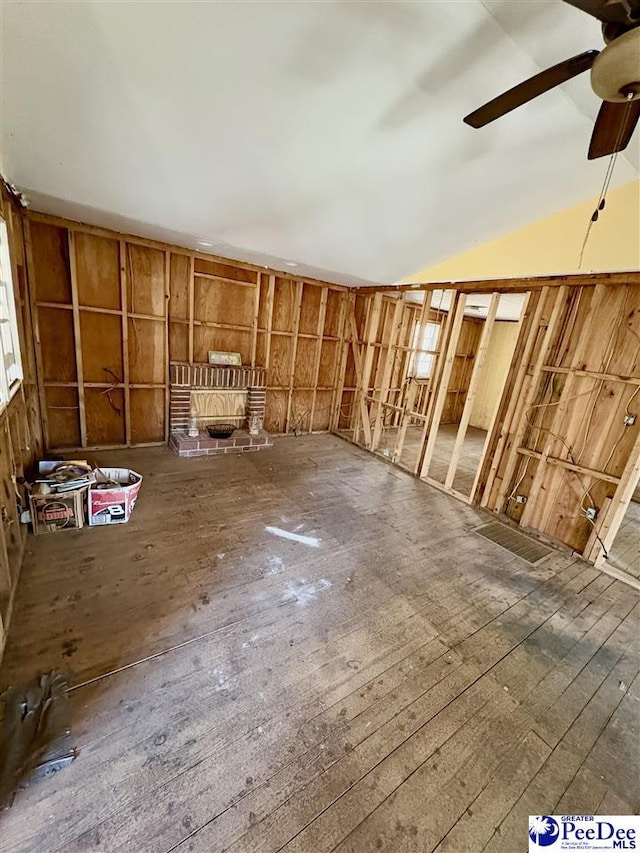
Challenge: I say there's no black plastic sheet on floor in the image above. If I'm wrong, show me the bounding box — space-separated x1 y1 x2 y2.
0 671 76 809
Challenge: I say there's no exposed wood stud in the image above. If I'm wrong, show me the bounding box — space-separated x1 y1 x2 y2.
119 241 131 446
371 298 404 452
309 287 328 431
164 250 171 444
285 280 304 433
445 292 500 490
67 231 87 447
22 219 50 450
419 292 467 478
495 286 569 511
188 255 195 364
367 270 640 294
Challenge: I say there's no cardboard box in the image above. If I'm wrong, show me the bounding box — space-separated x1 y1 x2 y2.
88 468 142 526
30 487 87 535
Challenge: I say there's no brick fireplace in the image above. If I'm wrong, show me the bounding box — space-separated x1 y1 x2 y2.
168 362 272 458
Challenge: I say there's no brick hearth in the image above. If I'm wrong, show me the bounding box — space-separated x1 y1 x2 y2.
169 429 272 458
169 362 270 458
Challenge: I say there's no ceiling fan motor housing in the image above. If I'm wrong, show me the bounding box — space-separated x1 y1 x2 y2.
591 26 640 101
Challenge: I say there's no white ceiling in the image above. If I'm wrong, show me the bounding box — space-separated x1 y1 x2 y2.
1 1 638 287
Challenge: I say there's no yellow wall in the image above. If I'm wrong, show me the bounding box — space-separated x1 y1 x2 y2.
405 179 640 283
469 321 520 431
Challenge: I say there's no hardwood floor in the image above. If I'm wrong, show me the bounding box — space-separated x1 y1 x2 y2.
0 434 638 853
340 423 488 497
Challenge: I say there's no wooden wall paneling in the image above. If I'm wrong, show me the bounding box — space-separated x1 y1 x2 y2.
194 275 255 327
312 390 333 432
446 293 500 491
290 390 314 434
193 257 256 283
169 322 189 364
43 387 81 448
263 274 276 372
526 287 640 550
264 390 288 434
309 287 328 430
23 219 50 449
272 277 298 333
192 326 253 365
84 387 126 446
293 337 318 389
494 286 570 511
74 232 120 310
519 285 606 531
168 252 190 321
129 388 165 444
119 241 131 446
269 334 294 391
28 220 72 304
419 293 467 478
285 282 304 432
251 274 261 367
318 339 339 389
128 318 166 385
324 289 343 339
80 311 124 384
67 231 87 447
299 284 322 336
37 307 76 384
126 243 166 317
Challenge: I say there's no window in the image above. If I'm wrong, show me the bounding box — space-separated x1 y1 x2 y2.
0 219 23 410
410 321 440 379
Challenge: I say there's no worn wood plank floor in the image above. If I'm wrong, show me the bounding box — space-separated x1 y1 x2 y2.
0 434 638 853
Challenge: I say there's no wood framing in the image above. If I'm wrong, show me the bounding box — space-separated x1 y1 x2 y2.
419 293 467 478
25 212 350 447
366 270 640 294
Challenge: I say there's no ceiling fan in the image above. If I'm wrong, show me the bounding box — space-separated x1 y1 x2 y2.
464 0 640 159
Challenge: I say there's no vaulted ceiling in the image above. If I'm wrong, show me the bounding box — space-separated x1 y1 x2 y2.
1 0 638 286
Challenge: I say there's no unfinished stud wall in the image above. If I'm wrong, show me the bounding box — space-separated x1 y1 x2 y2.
337 290 485 468
0 185 43 656
337 276 640 567
25 213 349 450
485 282 640 562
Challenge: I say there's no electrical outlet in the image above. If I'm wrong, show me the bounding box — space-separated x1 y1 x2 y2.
515 495 527 504
586 507 598 521
624 413 636 426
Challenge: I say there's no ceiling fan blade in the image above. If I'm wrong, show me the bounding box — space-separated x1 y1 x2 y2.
588 98 640 158
464 51 599 128
562 0 640 26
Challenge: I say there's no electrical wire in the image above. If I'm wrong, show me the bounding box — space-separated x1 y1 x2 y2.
578 95 635 268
